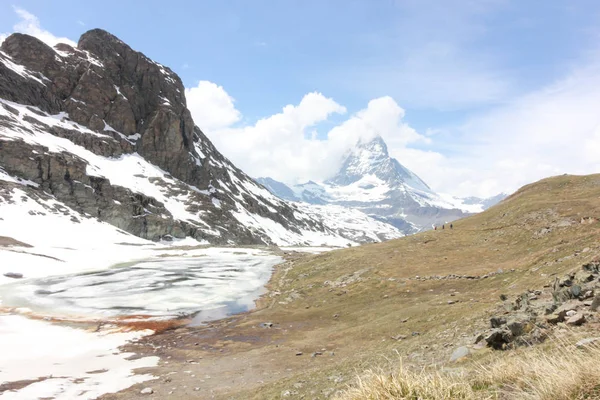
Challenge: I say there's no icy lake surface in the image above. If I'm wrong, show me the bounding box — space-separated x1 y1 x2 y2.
0 248 282 399
0 249 282 319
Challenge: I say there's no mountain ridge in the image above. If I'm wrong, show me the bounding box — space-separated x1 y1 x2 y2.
0 30 401 246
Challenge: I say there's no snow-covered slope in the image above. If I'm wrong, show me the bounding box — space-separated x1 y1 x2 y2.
294 202 403 243
0 30 403 248
257 136 505 234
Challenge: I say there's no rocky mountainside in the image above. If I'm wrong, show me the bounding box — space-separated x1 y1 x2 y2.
257 136 505 234
0 30 400 246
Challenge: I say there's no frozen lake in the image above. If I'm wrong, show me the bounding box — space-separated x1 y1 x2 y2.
0 248 282 399
0 248 282 320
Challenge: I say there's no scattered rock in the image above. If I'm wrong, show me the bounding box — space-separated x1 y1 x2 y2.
260 322 273 328
485 329 513 350
295 351 303 356
556 300 581 314
544 304 557 315
3 272 23 279
570 285 582 298
490 316 506 328
481 260 600 351
140 388 153 395
449 346 470 362
506 317 533 337
546 312 566 324
566 313 585 326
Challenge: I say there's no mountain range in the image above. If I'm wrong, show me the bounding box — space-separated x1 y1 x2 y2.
0 30 401 248
257 135 506 234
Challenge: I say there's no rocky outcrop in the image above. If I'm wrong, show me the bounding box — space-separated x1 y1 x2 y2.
476 257 600 350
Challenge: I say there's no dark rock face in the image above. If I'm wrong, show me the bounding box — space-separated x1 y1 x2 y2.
0 29 332 244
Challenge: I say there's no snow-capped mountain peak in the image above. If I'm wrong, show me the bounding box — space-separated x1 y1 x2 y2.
257 135 506 235
326 135 431 193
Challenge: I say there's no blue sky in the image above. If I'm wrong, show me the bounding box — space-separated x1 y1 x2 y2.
2 1 600 197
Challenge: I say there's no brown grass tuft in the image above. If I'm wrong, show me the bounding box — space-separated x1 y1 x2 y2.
337 337 600 400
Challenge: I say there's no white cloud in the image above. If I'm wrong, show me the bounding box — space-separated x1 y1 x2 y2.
201 91 348 183
186 84 434 185
3 7 77 48
77 20 85 26
0 33 7 45
185 81 242 131
187 59 600 199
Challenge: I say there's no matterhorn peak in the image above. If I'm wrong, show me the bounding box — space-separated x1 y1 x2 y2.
355 135 388 155
326 135 429 192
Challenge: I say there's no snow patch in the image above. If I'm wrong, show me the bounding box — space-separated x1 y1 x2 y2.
0 315 157 400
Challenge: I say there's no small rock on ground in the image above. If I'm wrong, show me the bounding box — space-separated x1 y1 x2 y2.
449 346 470 362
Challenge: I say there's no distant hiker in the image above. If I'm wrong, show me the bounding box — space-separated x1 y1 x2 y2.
442 224 445 230
434 226 437 230
450 223 453 229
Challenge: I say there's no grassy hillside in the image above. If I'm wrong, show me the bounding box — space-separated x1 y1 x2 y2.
238 174 600 398
103 173 600 399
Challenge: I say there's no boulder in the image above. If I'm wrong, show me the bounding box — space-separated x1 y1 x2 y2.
556 300 581 314
485 329 513 350
449 346 471 362
506 316 534 337
570 284 582 298
546 312 566 324
490 316 507 328
544 303 557 315
566 313 586 326
591 295 600 312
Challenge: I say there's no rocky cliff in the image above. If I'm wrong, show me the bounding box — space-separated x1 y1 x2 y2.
0 29 399 246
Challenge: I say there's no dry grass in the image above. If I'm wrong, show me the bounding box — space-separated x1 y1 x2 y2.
476 339 600 399
338 363 481 400
338 336 600 400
